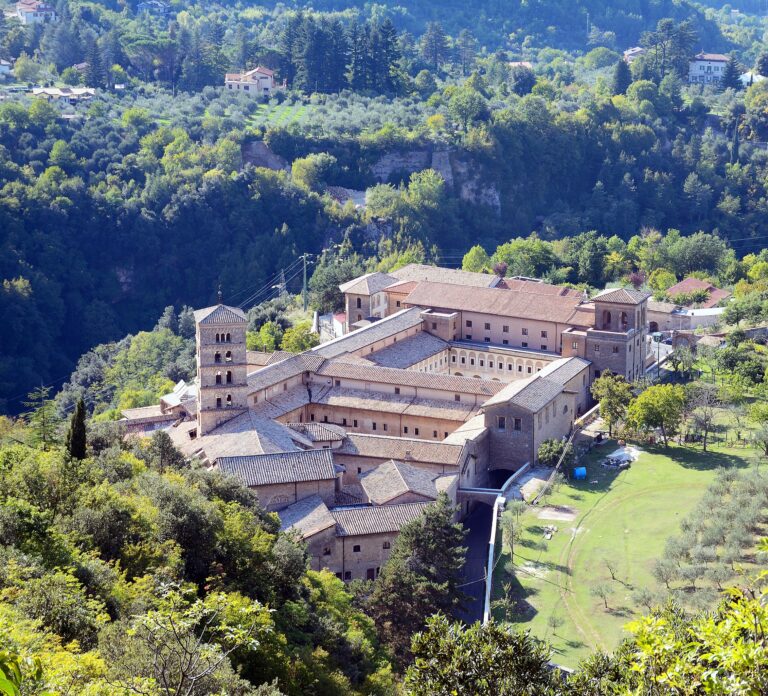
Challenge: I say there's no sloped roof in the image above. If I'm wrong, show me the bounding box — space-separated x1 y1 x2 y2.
339 272 399 295
314 388 478 420
169 409 308 462
694 52 728 62
359 460 440 504
482 375 564 411
330 502 430 536
312 307 424 358
217 448 336 487
366 331 448 369
279 495 335 538
536 357 591 385
336 433 463 466
287 422 347 442
666 278 731 308
315 358 503 396
592 288 650 305
403 282 584 324
391 264 500 288
193 304 247 324
247 353 325 392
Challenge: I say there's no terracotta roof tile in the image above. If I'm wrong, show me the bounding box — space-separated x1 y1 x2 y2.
330 502 430 536
217 448 335 487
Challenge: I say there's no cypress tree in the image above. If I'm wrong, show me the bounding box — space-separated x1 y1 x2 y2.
610 59 632 95
721 55 742 91
84 40 106 88
65 397 87 460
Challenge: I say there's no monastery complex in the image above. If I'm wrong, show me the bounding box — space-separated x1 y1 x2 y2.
122 265 652 582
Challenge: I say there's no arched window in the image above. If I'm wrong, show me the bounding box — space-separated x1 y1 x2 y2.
602 310 612 330
215 371 222 385
216 397 222 408
226 333 231 342
214 352 221 363
226 370 232 384
226 394 232 406
356 297 362 309
225 351 232 362
620 311 629 330
215 333 219 343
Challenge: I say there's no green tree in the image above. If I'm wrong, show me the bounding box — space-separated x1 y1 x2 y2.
366 494 466 667
456 29 477 76
721 55 742 91
404 616 554 695
757 52 768 78
610 59 632 95
420 22 448 71
448 87 487 132
23 386 58 451
461 245 490 273
627 384 686 446
64 397 86 460
291 152 337 192
309 253 365 313
591 370 632 435
509 65 536 96
248 321 284 352
147 430 186 472
537 438 573 468
280 322 319 353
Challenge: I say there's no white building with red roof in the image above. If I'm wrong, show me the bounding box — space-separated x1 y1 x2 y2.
689 52 729 85
224 66 278 96
15 0 56 24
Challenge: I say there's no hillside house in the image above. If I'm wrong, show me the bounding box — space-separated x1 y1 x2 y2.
15 0 56 24
689 53 729 85
224 67 277 96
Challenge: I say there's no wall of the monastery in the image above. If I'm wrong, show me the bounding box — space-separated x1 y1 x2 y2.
251 479 337 511
304 527 338 572
560 368 591 417
485 406 534 470
403 350 451 374
531 393 577 458
421 312 460 342
333 532 400 581
345 293 372 327
386 291 410 316
249 373 307 406
306 405 464 441
585 330 645 382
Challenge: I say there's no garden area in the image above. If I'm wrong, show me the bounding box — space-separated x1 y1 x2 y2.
491 439 765 668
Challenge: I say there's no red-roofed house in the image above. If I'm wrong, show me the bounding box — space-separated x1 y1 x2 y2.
15 0 56 24
689 52 729 85
224 66 278 96
665 277 731 308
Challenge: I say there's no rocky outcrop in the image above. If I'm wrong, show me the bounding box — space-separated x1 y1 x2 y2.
370 150 430 182
242 141 290 171
452 157 501 212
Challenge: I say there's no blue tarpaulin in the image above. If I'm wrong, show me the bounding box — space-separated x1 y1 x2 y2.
573 467 587 480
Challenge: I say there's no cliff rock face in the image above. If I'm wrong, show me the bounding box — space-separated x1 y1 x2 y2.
369 147 501 214
242 141 290 171
370 150 431 182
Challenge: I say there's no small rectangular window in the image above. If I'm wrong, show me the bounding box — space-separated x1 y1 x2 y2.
432 322 437 330
484 338 491 343
541 344 547 350
335 379 341 387
594 345 600 353
454 394 461 402
343 418 347 426
466 335 472 340
470 358 475 365
353 419 358 427
522 342 528 348
466 320 473 328
514 418 522 431
480 359 484 366
503 325 509 333
396 300 401 307
383 423 388 431
502 339 509 345
572 341 578 349
323 546 331 556
613 346 619 354
383 541 391 549
497 416 506 431
452 355 456 363
508 364 513 371
541 330 548 338
372 422 377 431
461 357 466 364
414 428 420 436
484 322 491 330
522 328 528 336
489 361 494 368
344 571 352 580
433 430 438 438
395 387 400 395
404 426 409 434
353 545 361 552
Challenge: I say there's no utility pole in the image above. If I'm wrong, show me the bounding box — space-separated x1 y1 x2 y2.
302 253 309 313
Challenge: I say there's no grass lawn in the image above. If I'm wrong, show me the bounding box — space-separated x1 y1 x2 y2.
245 102 312 129
492 440 757 668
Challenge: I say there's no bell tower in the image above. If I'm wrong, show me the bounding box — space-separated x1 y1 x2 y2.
193 302 249 436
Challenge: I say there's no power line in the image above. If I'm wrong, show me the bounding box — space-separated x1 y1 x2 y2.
235 258 304 308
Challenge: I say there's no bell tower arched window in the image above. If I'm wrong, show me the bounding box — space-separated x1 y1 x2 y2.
602 310 611 330
214 352 221 363
226 370 232 384
216 397 222 408
215 333 220 343
620 311 629 330
356 298 362 309
225 351 232 362
226 333 231 342
215 371 222 385
226 394 232 406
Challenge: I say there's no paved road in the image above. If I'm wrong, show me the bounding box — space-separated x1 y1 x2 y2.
458 503 493 623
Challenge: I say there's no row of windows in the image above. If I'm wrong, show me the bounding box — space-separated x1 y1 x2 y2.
336 568 381 581
464 320 548 338
309 412 449 438
452 354 540 374
214 351 232 363
324 541 391 555
214 333 232 343
496 416 522 431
